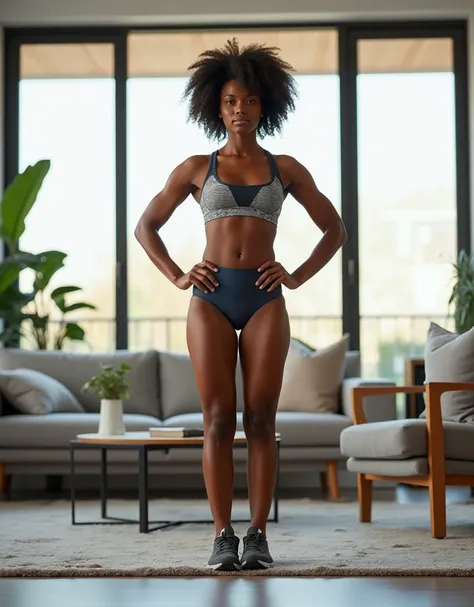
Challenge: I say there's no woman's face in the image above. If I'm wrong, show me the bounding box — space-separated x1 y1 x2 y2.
219 79 262 136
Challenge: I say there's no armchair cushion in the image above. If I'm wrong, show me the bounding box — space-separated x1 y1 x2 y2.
346 456 474 477
340 418 474 461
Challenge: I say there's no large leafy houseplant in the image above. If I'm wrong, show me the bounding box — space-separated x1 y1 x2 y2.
0 160 96 349
448 249 474 334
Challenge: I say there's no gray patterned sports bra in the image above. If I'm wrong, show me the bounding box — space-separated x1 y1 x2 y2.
198 150 285 226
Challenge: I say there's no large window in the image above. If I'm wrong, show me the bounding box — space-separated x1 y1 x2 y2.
356 37 458 379
5 22 470 378
127 29 342 352
18 43 116 351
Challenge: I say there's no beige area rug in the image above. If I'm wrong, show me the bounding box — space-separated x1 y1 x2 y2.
1 497 474 577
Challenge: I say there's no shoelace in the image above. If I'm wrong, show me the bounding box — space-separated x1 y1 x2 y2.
244 533 266 552
215 535 236 554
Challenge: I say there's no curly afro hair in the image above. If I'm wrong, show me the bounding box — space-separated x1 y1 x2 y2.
183 38 298 141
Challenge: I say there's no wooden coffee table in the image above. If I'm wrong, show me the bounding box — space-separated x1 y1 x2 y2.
70 431 281 533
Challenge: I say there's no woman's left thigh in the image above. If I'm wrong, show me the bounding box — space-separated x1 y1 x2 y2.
238 296 290 411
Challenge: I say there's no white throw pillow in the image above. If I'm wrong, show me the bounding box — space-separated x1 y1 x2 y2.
277 334 350 413
0 368 84 415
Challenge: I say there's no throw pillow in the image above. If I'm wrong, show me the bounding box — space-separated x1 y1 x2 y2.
289 336 315 354
0 368 84 415
422 322 474 422
277 334 350 413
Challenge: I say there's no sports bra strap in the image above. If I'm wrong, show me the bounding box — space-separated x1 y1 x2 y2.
265 150 283 184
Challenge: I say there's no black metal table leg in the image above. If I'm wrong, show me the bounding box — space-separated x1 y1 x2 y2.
100 447 107 519
273 441 280 523
138 445 149 533
70 444 76 524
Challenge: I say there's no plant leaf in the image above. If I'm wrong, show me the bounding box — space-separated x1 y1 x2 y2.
32 250 67 292
50 286 82 312
0 252 43 293
61 302 97 314
63 322 85 341
0 160 50 253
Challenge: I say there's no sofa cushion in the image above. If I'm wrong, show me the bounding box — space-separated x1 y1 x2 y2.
289 337 360 379
340 419 474 461
0 413 162 448
0 368 84 414
158 351 245 418
423 322 474 422
344 351 361 379
277 334 349 413
0 349 160 417
164 411 352 447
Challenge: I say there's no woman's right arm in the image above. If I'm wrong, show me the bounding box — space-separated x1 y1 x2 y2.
134 156 219 292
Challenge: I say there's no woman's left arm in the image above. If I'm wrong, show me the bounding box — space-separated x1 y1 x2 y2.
257 156 347 291
284 156 347 287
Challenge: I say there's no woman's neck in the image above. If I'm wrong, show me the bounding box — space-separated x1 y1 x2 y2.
221 134 262 157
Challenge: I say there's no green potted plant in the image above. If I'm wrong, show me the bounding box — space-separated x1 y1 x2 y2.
0 160 97 349
448 249 474 334
82 362 132 436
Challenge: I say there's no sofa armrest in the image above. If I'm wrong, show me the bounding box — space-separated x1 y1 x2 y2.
342 378 397 423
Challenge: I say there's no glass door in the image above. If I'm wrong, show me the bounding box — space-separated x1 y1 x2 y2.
342 24 469 383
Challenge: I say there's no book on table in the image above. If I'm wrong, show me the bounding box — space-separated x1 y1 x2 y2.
149 427 204 438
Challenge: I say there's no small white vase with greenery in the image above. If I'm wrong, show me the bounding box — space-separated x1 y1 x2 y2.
82 362 131 436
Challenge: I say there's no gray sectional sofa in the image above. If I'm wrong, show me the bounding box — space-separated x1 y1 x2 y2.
0 345 396 493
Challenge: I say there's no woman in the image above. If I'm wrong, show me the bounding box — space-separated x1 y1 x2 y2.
135 39 347 571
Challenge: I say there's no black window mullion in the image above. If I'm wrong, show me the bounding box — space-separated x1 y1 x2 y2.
453 25 471 255
114 30 128 349
339 26 360 351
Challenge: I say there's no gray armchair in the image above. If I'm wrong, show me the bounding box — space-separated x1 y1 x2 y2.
340 383 474 539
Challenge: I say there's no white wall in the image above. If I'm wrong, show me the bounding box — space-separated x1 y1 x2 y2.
1 0 474 238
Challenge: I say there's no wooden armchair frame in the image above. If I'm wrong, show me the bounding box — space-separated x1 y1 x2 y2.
352 382 474 539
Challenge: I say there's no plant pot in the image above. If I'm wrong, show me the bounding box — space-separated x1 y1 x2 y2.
98 399 126 436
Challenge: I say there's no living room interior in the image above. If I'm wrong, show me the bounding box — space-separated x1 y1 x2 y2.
2 0 474 605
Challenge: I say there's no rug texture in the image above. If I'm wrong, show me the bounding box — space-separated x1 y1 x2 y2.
1 498 474 577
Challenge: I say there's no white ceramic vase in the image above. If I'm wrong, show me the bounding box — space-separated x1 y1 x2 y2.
98 399 126 436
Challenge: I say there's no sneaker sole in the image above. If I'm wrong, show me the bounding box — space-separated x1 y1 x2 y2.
241 558 273 570
206 560 242 571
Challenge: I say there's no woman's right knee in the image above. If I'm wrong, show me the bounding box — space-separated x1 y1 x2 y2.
203 404 236 442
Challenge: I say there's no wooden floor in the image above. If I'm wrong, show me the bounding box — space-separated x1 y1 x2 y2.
2 577 474 607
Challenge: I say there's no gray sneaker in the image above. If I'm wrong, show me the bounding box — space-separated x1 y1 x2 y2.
207 526 241 571
241 526 274 569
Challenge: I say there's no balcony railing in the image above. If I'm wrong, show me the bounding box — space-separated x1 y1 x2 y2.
48 314 452 384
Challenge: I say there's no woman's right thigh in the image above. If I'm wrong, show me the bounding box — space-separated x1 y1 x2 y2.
186 295 238 425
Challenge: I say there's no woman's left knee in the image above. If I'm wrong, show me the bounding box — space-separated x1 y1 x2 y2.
243 404 277 441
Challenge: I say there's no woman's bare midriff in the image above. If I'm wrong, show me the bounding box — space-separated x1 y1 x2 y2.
202 216 277 269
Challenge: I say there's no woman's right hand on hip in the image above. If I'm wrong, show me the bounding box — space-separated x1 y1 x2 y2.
175 260 219 293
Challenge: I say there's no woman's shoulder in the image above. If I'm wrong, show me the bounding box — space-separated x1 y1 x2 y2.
270 153 301 178
181 154 212 170
270 153 298 168
173 154 212 181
